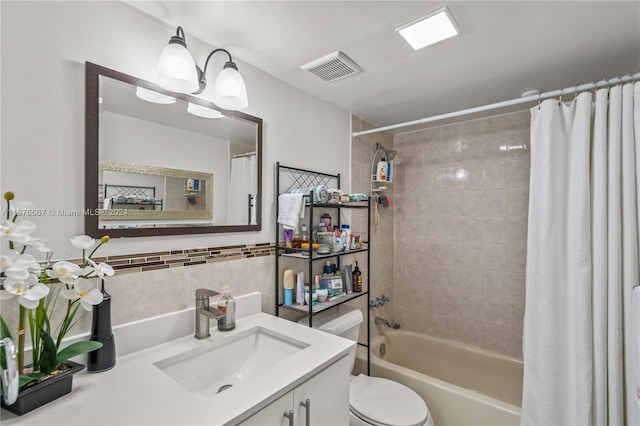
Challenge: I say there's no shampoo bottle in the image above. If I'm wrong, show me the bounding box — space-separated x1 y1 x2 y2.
353 261 362 292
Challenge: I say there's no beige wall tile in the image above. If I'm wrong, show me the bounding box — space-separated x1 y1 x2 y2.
462 293 508 326
482 324 523 358
353 111 529 359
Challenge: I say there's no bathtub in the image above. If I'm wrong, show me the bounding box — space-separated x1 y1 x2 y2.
355 329 523 426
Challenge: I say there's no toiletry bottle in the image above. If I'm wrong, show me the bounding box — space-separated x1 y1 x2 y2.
353 261 362 292
323 260 332 275
292 226 302 248
217 290 236 331
301 223 309 243
340 224 351 252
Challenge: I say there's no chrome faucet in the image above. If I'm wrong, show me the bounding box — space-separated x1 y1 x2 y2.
195 288 226 339
375 316 400 329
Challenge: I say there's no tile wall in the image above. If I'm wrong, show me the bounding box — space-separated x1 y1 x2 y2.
393 110 530 358
350 116 396 343
1 244 277 340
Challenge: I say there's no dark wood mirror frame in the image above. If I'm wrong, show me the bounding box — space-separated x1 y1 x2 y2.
85 62 262 238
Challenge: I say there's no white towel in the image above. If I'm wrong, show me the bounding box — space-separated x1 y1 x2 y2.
632 286 640 421
277 194 304 230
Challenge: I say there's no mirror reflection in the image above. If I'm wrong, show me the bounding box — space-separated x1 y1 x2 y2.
85 62 262 238
99 161 214 224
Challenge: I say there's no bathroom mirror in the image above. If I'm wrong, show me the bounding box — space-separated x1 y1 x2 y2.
85 62 262 238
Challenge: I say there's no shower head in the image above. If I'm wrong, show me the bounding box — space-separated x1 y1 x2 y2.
376 143 396 161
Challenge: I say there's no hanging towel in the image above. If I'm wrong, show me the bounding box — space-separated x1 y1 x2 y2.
632 286 640 415
277 193 305 230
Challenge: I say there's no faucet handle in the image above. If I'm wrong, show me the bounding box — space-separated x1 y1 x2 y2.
196 288 219 300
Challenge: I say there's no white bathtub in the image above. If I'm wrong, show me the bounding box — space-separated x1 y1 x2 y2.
355 329 523 426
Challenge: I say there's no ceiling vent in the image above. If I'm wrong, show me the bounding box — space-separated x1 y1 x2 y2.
301 51 362 83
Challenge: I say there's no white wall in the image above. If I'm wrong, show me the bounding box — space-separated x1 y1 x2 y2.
0 1 351 258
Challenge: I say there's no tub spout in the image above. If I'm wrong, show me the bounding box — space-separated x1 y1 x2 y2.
375 316 400 328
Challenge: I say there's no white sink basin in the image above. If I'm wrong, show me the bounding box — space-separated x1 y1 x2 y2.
154 326 308 397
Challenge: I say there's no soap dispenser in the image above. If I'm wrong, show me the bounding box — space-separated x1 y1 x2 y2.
217 288 236 331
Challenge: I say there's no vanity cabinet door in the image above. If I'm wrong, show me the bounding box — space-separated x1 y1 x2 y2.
241 391 293 426
240 355 350 426
293 355 350 426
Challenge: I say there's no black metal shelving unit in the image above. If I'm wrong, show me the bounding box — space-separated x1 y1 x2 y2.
275 162 371 375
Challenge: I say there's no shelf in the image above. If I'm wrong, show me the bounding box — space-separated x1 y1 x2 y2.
279 291 368 315
278 247 368 260
275 162 371 376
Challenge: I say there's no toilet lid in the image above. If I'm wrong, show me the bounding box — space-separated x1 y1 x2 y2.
350 375 428 426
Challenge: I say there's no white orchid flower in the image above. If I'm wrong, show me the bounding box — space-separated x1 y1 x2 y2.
86 258 115 279
4 254 41 280
70 235 95 250
60 277 103 311
0 250 18 272
22 235 50 253
1 275 50 309
47 261 81 285
0 220 36 244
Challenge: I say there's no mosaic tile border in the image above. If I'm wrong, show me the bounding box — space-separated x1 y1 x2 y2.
91 242 276 275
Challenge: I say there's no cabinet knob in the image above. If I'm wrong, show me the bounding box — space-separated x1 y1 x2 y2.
299 399 311 426
283 409 294 426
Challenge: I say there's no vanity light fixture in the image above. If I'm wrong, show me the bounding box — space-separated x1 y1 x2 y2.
187 102 224 119
396 7 459 50
157 26 248 111
135 87 176 104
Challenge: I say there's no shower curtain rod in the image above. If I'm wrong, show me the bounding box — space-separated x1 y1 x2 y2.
352 72 640 137
232 151 256 158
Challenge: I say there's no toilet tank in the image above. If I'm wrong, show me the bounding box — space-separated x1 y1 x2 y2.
298 305 363 371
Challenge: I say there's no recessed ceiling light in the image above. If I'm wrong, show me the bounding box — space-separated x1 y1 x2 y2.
396 7 459 50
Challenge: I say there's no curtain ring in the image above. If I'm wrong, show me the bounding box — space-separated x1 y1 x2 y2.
558 89 562 105
573 84 579 101
537 92 542 109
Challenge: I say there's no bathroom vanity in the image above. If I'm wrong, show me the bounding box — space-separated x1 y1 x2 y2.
0 293 353 425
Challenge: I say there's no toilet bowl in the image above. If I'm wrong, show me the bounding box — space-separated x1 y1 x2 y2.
299 305 434 426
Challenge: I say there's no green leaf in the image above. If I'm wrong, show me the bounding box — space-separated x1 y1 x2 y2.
0 316 13 371
18 372 44 388
0 316 13 340
56 341 103 365
38 329 58 375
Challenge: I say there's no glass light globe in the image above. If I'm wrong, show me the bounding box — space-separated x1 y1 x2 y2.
187 102 224 119
157 43 199 94
212 66 248 110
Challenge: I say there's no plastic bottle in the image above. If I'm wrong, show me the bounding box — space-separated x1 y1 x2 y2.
353 261 362 292
301 223 309 243
217 289 236 331
292 226 302 248
340 224 351 252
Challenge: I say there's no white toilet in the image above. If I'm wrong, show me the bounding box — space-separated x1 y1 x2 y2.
299 305 434 426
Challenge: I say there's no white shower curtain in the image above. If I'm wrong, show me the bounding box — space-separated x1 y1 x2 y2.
227 155 257 225
521 82 640 425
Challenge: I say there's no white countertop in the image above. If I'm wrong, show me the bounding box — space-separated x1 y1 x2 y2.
1 310 354 425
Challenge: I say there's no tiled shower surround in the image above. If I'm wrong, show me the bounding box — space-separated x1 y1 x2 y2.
393 111 530 358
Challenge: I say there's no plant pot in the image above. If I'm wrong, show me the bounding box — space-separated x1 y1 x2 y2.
1 361 84 416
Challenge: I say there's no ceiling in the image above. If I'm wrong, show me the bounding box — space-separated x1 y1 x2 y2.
127 1 640 130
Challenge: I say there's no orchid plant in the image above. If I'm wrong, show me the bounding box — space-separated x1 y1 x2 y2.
0 191 114 392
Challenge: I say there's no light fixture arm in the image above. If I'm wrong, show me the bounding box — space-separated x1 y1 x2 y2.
193 48 235 94
169 26 188 48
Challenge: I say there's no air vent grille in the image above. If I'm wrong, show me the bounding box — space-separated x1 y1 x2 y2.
301 51 362 83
